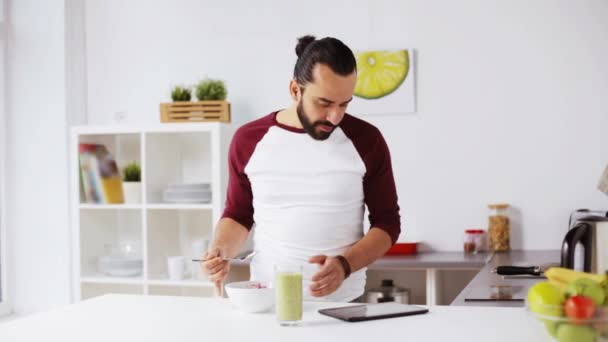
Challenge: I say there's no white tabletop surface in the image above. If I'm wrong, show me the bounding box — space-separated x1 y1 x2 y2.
0 294 551 342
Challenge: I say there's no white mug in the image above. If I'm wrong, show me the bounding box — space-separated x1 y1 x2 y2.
167 256 185 280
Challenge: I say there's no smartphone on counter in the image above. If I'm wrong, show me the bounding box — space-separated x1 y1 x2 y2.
318 302 429 322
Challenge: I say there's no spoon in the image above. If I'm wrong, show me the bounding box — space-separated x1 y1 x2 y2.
223 250 257 262
191 251 257 263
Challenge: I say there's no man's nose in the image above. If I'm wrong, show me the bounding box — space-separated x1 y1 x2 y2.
326 109 341 126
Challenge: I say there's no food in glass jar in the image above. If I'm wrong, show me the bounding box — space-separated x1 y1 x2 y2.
488 203 510 252
464 229 485 254
464 230 476 253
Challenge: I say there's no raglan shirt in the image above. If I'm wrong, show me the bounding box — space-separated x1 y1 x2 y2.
222 111 400 302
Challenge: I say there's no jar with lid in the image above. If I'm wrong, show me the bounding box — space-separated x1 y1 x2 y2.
464 229 485 254
488 203 510 252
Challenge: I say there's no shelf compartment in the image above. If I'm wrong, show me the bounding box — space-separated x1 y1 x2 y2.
77 133 141 204
145 132 212 204
146 209 213 281
80 209 143 277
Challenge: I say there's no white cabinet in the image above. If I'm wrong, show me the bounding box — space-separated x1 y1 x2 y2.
70 124 228 301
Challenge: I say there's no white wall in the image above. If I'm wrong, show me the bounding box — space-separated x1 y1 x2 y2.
0 0 9 317
84 0 608 251
5 0 73 314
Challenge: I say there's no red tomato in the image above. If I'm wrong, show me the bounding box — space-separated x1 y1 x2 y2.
564 295 596 324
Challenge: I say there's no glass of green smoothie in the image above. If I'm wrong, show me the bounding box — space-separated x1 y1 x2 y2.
274 264 303 326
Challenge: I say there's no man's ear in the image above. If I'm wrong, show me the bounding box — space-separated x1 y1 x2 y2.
289 80 300 101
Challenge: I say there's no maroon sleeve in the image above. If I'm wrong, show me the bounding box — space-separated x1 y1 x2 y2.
340 114 401 244
221 114 274 230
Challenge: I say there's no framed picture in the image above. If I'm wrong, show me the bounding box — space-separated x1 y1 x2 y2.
349 49 416 115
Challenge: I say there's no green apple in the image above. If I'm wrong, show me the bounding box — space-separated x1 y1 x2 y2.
566 278 606 306
556 324 598 342
528 282 565 317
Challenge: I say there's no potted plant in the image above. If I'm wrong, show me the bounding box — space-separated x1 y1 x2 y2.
160 78 230 123
122 161 141 203
170 85 192 102
195 78 227 101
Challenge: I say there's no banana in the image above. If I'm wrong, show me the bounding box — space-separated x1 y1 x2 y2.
544 267 607 286
547 278 568 293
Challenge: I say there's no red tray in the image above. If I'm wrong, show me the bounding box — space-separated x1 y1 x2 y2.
385 242 418 255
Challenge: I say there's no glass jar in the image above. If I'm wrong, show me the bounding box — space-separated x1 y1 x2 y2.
488 203 510 252
474 230 486 253
464 230 477 254
464 229 485 254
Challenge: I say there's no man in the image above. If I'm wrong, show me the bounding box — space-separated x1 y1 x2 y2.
202 35 400 302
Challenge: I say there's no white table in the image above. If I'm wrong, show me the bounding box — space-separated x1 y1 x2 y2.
0 294 551 342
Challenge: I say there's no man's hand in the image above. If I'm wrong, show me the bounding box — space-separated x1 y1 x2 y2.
201 247 230 295
308 255 346 297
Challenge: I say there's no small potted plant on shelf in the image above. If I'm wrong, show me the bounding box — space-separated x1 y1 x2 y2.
122 161 141 204
170 85 192 102
195 78 227 101
160 78 230 123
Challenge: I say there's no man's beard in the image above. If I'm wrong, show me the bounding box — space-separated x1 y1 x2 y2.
297 101 336 141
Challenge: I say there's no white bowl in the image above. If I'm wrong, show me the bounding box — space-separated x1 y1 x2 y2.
224 281 274 313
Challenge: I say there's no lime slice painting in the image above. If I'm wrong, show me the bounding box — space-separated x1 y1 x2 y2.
351 49 416 114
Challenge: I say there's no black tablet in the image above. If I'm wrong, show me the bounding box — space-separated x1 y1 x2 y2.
318 302 429 322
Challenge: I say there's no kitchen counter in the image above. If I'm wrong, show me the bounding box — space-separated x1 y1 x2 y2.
233 251 491 269
368 251 491 305
369 251 491 269
234 250 558 306
451 250 561 307
233 251 492 305
0 294 549 342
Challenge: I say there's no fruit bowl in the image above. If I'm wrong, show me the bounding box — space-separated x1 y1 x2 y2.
526 268 608 341
526 301 608 342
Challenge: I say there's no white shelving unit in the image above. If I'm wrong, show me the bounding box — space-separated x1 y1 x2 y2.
70 123 229 301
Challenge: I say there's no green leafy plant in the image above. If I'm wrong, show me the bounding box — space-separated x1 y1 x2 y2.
195 79 227 101
171 85 192 102
122 161 141 182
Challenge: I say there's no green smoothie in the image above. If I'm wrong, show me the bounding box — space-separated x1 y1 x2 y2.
275 272 303 323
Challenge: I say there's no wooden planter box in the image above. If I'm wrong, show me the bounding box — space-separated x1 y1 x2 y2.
160 101 230 123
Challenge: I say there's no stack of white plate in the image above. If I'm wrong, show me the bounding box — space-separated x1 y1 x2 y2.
98 255 143 277
163 183 211 204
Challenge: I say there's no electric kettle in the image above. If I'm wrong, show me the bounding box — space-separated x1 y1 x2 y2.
561 216 608 274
